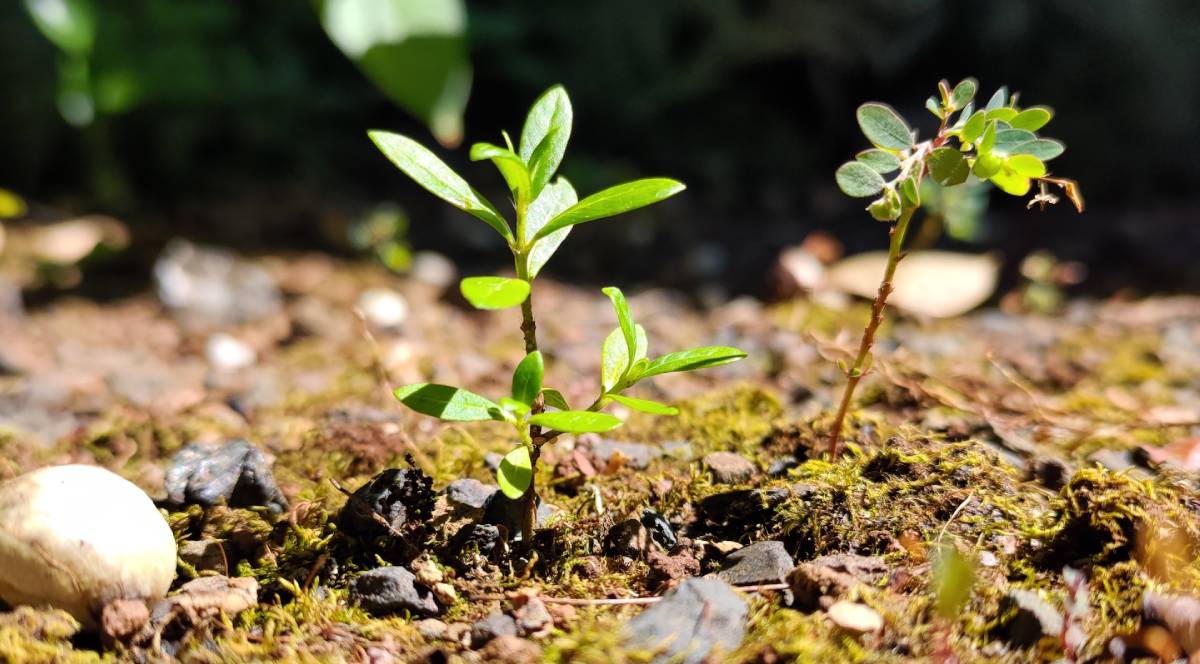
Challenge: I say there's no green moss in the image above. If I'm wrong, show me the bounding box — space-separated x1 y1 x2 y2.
622 384 783 458
0 607 100 663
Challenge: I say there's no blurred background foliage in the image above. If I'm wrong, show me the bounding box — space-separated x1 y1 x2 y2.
1 0 1198 295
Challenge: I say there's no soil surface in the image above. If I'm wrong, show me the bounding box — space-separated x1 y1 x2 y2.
2 249 1200 663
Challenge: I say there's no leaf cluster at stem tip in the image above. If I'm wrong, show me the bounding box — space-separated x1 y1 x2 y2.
391 286 746 499
835 77 1084 221
368 84 686 312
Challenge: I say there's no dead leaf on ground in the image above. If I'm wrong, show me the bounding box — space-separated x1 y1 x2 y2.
827 251 1000 318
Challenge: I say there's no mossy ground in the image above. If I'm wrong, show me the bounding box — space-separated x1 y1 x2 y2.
2 258 1199 662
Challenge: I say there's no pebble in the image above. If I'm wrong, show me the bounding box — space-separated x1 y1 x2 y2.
205 333 256 371
702 452 756 484
716 540 794 586
471 612 518 647
165 440 288 513
589 439 663 470
623 578 748 664
826 600 883 634
178 538 228 573
410 251 456 290
446 478 498 512
338 467 433 540
640 508 678 551
0 465 177 629
350 567 439 617
358 288 408 329
154 239 281 327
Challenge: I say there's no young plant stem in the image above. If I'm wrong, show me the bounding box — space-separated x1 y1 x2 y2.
827 204 917 459
514 251 544 545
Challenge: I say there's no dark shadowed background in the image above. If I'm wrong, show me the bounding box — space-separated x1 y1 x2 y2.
2 0 1197 298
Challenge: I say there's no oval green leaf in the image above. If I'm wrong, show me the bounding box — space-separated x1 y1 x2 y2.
541 388 570 411
856 103 913 150
1010 138 1065 161
835 161 885 198
640 346 748 379
368 130 512 241
394 383 502 421
927 147 969 186
511 351 544 406
497 446 532 499
993 129 1037 155
1005 154 1047 178
533 178 685 241
961 111 987 144
519 85 573 194
609 394 678 416
990 169 1031 196
855 149 901 175
470 142 530 202
460 276 530 310
1010 107 1053 132
950 78 977 111
525 177 579 278
529 410 622 433
984 87 1008 112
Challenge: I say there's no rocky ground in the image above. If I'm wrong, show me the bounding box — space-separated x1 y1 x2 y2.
2 242 1200 663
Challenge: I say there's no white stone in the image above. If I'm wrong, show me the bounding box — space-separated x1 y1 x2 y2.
826 600 884 634
206 333 256 371
358 288 408 329
0 465 177 629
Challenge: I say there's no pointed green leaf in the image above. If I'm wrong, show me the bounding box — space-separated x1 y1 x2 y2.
525 178 579 278
639 346 747 379
633 324 648 363
368 130 512 241
949 78 977 111
511 351 544 406
601 327 629 392
900 176 920 207
951 102 975 129
470 142 530 202
602 286 637 374
394 383 501 421
961 111 986 144
609 394 678 416
497 446 532 499
984 87 1008 112
497 397 529 416
925 96 941 117
460 276 530 310
529 410 622 433
927 147 969 186
933 542 975 619
1010 106 1052 132
856 103 913 150
835 161 885 198
541 388 570 411
1010 139 1065 161
855 149 901 175
519 85 572 193
979 121 998 154
532 178 686 241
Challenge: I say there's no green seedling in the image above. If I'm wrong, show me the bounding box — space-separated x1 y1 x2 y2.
829 78 1084 458
370 85 746 542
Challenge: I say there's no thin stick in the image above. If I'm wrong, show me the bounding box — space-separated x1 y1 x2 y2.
469 582 790 606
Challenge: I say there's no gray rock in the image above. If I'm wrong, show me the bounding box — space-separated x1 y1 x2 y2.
702 452 756 484
178 539 227 573
590 439 663 469
350 567 438 617
154 240 281 328
470 612 517 647
164 440 288 513
717 540 794 585
994 588 1063 647
446 478 497 512
767 456 800 477
484 452 504 472
640 509 678 551
337 467 434 541
624 578 748 664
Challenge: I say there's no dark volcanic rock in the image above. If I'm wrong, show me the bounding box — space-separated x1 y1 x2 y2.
338 466 434 543
451 523 505 561
350 567 439 617
696 483 817 539
623 578 748 664
717 540 794 585
446 478 498 512
164 440 288 513
470 612 518 647
605 518 647 558
640 509 678 551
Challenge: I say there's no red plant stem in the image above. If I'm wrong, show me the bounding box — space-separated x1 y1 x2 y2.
827 205 916 459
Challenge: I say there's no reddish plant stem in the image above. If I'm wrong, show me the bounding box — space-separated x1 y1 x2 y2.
516 289 544 544
827 205 916 459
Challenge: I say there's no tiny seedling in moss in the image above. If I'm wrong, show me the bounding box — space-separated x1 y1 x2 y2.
369 85 746 542
829 79 1084 458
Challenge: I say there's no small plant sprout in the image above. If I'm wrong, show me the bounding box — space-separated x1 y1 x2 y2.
370 86 747 543
828 78 1084 458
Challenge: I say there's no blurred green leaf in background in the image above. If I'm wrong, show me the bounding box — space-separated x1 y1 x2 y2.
315 0 471 147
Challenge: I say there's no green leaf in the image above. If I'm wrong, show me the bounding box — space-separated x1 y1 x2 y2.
1010 139 1065 161
949 78 977 110
855 149 901 175
1006 154 1047 178
867 187 902 222
984 107 1018 123
984 86 1008 112
925 96 941 117
519 85 572 194
24 0 95 54
532 178 685 241
497 446 532 499
900 177 920 208
979 121 998 154
609 394 678 416
460 276 530 309
394 383 501 421
856 103 913 150
541 388 570 411
529 411 622 433
470 142 530 202
927 147 969 186
835 161 885 198
319 0 470 146
993 129 1037 155
601 328 629 392
950 102 975 129
524 178 579 278
497 397 528 416
1010 106 1053 131
972 152 1003 179
961 111 986 144
989 168 1031 196
640 346 747 379
602 286 637 374
933 542 976 620
368 130 512 240
511 351 544 406
633 324 649 363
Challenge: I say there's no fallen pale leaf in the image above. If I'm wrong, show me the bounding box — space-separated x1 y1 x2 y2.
827 250 1000 318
